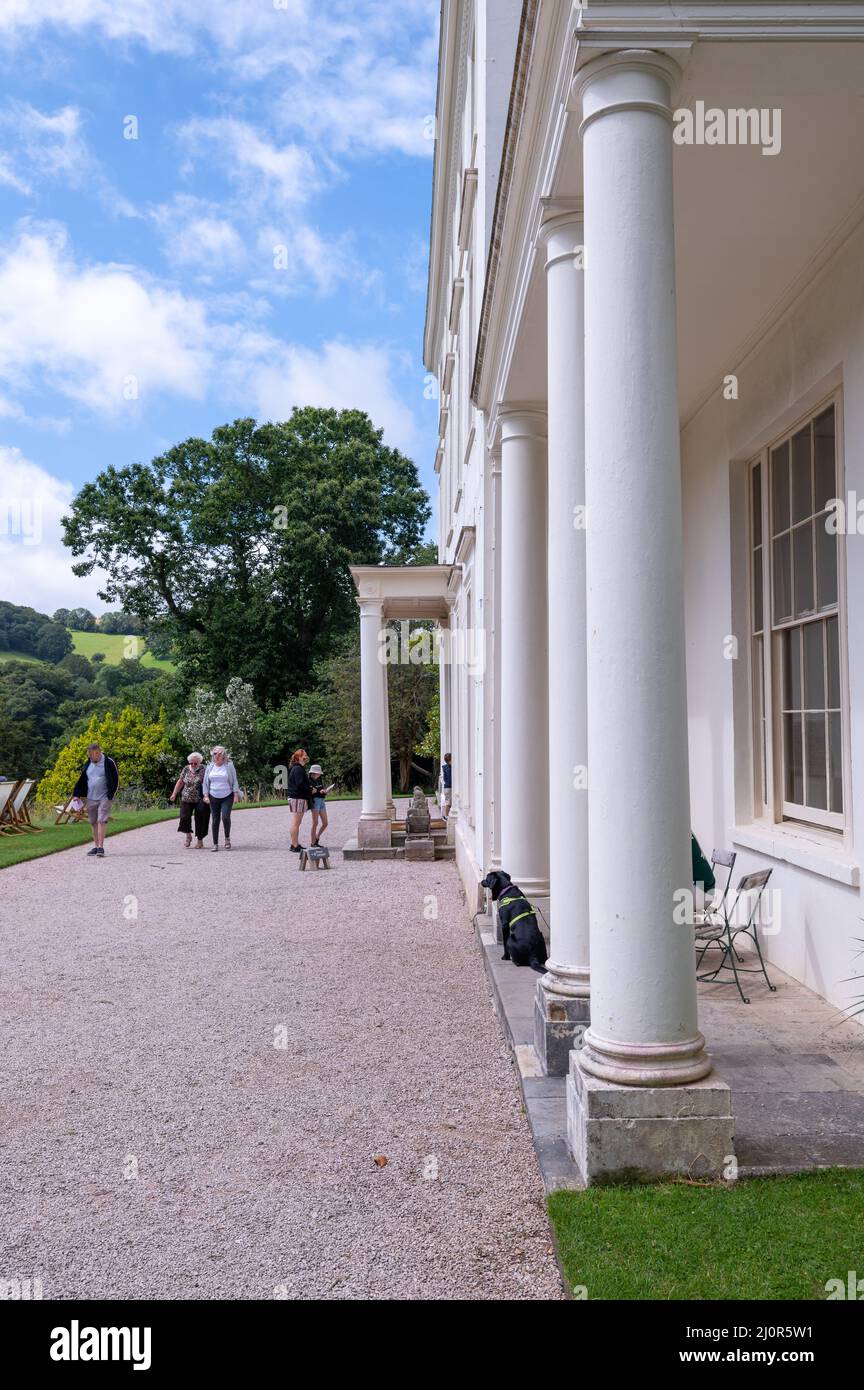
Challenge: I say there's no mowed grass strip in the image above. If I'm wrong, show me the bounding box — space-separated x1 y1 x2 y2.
0 808 178 869
0 799 361 870
69 630 174 670
548 1170 864 1300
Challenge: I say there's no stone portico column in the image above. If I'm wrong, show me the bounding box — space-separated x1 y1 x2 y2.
382 655 395 819
534 202 591 1076
498 407 550 914
357 597 392 848
567 51 733 1181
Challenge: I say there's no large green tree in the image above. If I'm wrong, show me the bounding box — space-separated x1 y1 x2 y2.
62 410 431 706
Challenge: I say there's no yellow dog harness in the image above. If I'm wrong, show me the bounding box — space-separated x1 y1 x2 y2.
499 894 537 928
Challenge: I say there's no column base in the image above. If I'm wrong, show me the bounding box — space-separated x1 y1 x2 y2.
566 1050 735 1185
534 976 590 1077
356 814 392 849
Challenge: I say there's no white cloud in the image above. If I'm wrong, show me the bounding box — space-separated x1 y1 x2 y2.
0 224 211 415
0 445 109 614
177 118 317 209
0 1 438 160
0 102 138 216
242 339 419 455
150 196 246 274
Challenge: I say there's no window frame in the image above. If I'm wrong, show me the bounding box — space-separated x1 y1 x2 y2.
747 388 850 838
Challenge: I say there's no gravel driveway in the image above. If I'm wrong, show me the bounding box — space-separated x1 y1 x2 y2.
0 800 562 1300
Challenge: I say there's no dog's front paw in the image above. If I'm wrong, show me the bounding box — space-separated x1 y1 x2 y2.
501 952 510 961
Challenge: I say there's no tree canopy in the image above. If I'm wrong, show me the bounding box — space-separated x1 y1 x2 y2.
62 410 431 706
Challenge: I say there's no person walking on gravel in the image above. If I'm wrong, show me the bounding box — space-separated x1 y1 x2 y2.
202 745 241 852
73 741 119 858
169 752 209 849
286 749 312 853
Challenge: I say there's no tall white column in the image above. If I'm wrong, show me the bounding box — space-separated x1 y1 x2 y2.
382 654 395 818
356 597 391 847
498 407 549 907
567 51 732 1182
488 449 503 870
534 202 590 1075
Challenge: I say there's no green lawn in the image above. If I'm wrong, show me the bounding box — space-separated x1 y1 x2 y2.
0 807 177 869
0 649 43 664
70 629 174 670
0 633 174 670
549 1170 864 1300
0 798 360 870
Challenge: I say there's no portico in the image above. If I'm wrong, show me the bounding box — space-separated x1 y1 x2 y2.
422 1 864 1181
348 565 454 854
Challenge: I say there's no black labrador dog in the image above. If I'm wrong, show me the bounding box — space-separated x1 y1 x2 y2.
480 870 548 973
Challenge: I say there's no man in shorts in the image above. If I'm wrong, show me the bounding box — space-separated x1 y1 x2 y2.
72 742 120 857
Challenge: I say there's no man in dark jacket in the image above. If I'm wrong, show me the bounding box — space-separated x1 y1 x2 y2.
72 742 119 857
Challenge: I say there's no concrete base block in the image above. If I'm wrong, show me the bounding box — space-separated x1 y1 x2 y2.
405 835 435 862
566 1052 735 1185
356 815 392 849
534 984 590 1077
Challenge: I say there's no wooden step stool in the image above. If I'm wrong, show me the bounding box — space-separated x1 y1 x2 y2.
298 845 331 871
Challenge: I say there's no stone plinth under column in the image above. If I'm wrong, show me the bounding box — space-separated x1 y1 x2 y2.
567 1051 735 1185
356 814 392 849
534 978 590 1077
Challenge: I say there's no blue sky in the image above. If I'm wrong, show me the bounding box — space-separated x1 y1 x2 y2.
0 0 439 615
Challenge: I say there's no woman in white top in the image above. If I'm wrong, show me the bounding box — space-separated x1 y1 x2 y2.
202 745 241 851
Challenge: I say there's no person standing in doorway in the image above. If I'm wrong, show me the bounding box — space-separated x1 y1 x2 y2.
441 752 452 820
203 745 241 852
73 741 119 857
286 749 312 852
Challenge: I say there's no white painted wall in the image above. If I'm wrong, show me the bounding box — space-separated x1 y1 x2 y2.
682 215 864 1019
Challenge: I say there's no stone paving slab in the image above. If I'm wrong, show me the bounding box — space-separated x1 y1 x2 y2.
476 916 864 1184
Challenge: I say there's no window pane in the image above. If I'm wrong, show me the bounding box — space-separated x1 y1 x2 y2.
751 463 762 548
771 441 790 535
816 513 838 610
784 712 804 803
803 620 825 710
826 616 840 708
754 636 766 807
753 546 763 633
829 711 843 813
791 424 812 525
773 533 791 622
783 626 801 710
793 521 814 617
805 713 827 810
814 405 836 513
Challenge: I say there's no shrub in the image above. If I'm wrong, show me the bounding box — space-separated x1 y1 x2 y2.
37 706 173 804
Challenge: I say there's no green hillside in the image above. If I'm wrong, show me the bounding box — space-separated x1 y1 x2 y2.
70 630 174 670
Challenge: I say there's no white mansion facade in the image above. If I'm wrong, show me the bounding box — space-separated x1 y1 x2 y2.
353 1 864 1181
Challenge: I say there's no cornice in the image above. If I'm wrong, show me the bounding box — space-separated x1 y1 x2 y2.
423 0 476 371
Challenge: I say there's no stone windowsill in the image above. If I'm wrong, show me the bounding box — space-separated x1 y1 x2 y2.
729 822 860 888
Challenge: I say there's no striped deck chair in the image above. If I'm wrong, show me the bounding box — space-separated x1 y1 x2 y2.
8 778 41 832
55 795 88 826
0 778 22 834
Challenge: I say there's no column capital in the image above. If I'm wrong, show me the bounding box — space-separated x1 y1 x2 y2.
570 48 680 134
355 596 385 617
497 403 547 446
537 197 585 272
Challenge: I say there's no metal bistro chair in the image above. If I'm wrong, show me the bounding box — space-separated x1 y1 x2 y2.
696 865 777 1004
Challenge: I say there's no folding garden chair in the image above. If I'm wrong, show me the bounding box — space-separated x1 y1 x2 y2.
0 778 22 835
696 866 776 1003
54 795 89 826
8 778 41 832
